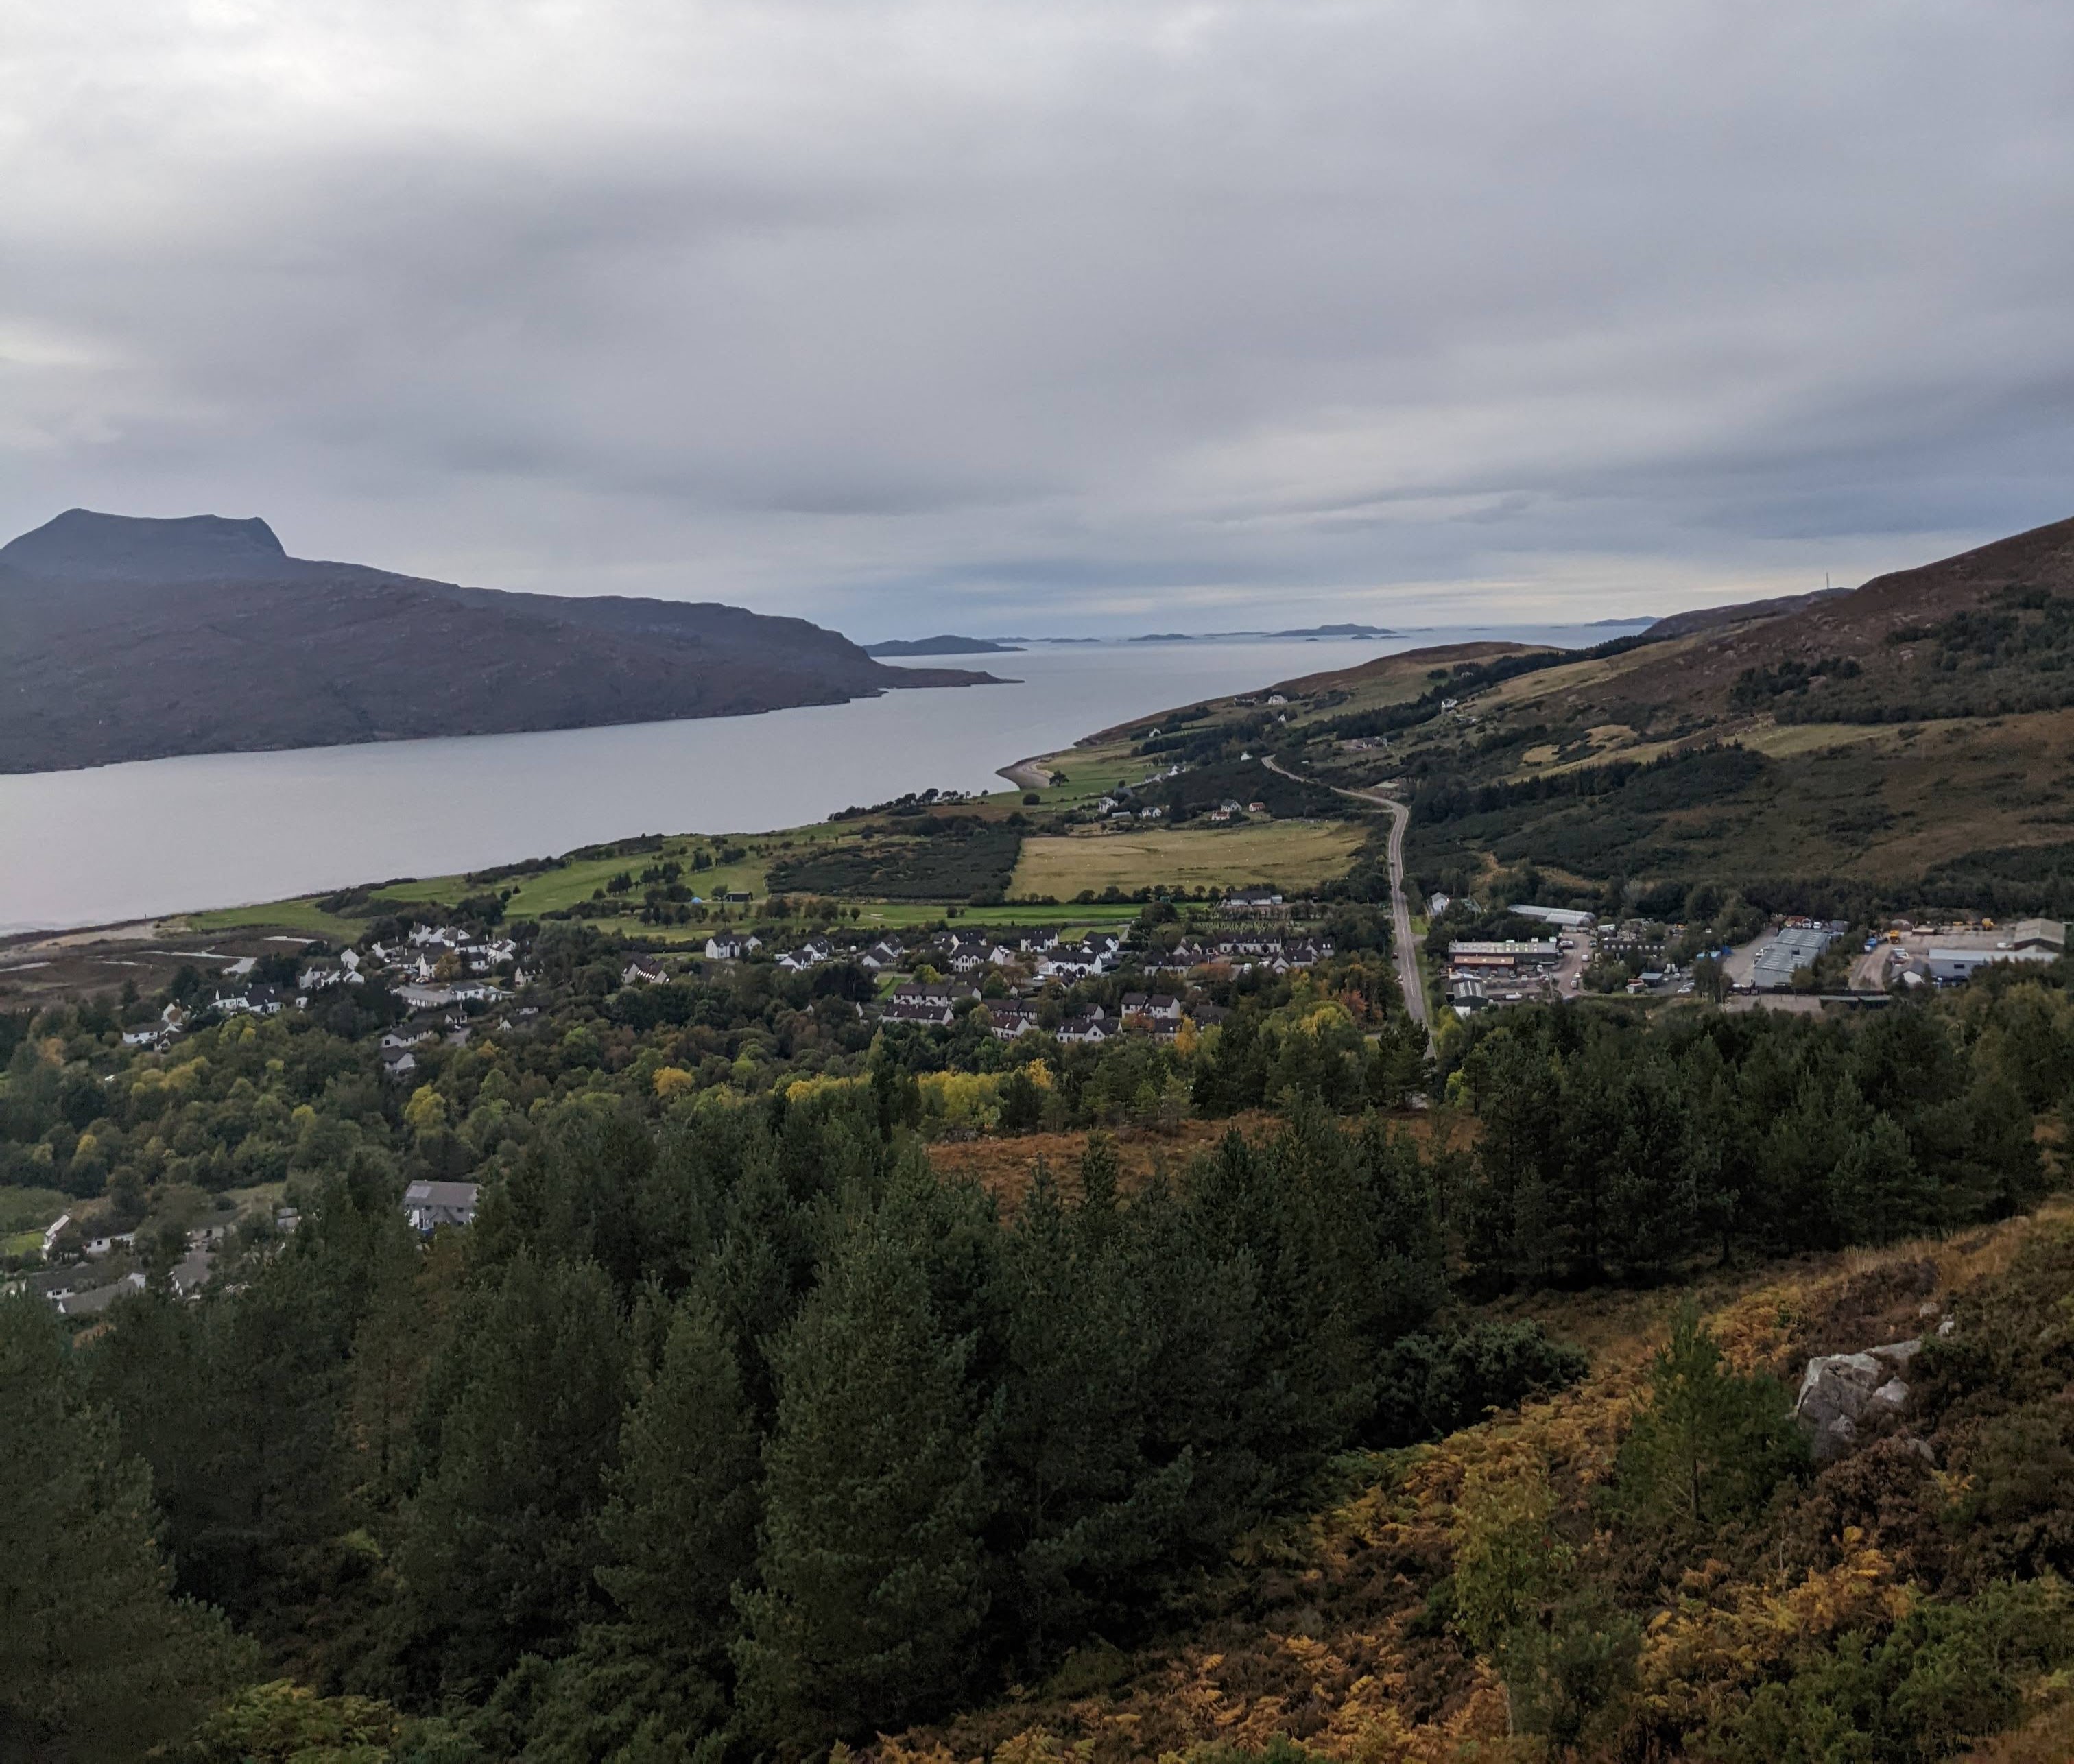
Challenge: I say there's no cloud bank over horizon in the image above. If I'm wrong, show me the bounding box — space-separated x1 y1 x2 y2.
5 1 2073 637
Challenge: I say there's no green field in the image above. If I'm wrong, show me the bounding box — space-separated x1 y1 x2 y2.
0 1185 74 1255
1010 820 1366 897
551 900 1145 944
183 898 372 939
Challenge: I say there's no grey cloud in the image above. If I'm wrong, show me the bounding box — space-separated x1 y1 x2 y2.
4 2 2074 634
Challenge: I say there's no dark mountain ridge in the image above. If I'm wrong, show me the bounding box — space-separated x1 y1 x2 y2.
0 510 995 774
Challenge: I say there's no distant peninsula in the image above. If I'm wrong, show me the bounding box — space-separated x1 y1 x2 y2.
0 510 1000 775
863 634 1026 656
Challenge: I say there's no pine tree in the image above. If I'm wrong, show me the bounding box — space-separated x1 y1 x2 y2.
529 1287 765 1761
732 1206 991 1754
1614 1300 1807 1531
398 1252 630 1697
1828 1112 1935 1245
989 1169 1190 1667
598 1290 763 1682
0 1292 254 1761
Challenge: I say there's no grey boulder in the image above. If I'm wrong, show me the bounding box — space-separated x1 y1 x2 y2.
1794 1339 1920 1461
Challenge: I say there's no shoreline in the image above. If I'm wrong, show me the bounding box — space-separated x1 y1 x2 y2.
997 756 1058 791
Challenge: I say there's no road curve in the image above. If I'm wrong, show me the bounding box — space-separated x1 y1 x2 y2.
1261 756 1430 1040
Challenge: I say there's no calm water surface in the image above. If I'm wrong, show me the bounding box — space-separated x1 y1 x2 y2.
0 628 1641 931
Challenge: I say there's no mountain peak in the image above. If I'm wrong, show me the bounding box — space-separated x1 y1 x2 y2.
0 508 289 584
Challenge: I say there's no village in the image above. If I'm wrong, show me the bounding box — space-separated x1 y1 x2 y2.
48 881 1344 1090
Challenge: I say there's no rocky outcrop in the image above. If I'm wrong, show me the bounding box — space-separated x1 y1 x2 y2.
1795 1338 1920 1461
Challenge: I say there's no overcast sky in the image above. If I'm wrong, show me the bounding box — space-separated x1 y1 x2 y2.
5 2 2073 637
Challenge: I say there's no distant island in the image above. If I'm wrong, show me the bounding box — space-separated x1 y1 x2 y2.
1125 623 1403 643
873 626 1405 652
0 510 999 775
863 634 1026 656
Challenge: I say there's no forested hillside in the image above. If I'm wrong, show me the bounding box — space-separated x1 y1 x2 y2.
9 910 2074 1761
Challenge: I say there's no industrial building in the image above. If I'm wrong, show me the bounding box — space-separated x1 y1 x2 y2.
1509 904 1597 929
1927 946 2058 983
1749 924 1839 990
1447 939 1565 970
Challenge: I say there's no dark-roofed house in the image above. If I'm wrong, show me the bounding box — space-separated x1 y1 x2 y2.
981 1001 1040 1040
892 980 979 1010
404 1180 481 1232
880 999 955 1027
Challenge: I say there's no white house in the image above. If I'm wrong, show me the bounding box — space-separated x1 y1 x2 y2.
403 1180 481 1232
705 933 763 961
775 938 837 973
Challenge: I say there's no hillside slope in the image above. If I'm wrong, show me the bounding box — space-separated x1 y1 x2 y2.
876 1200 2074 1764
1217 517 2074 911
1553 514 2074 729
0 510 995 773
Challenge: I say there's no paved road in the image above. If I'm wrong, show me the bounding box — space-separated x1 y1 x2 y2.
1263 756 1429 1039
